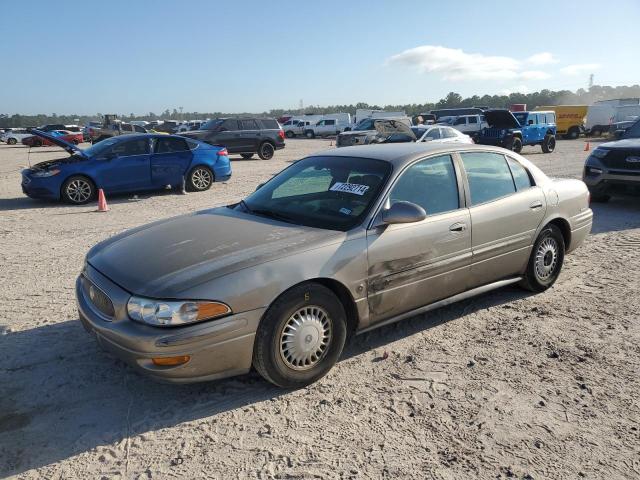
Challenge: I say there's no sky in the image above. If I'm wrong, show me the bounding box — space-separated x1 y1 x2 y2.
1 0 639 115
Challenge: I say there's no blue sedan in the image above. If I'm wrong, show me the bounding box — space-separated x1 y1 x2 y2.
21 130 232 204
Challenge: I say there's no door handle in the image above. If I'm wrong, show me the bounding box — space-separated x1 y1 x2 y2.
529 201 543 210
449 223 466 232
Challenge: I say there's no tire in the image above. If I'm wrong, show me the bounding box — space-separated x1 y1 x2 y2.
305 130 315 139
7 138 16 145
565 127 580 140
253 283 348 388
187 165 213 192
72 139 79 145
511 137 523 153
542 134 556 153
61 175 95 205
257 142 275 160
591 128 601 137
285 130 295 139
520 225 565 292
241 153 254 159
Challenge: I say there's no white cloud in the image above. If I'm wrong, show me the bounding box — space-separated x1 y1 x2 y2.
387 45 552 82
560 63 601 75
500 85 530 95
519 70 551 80
526 52 558 66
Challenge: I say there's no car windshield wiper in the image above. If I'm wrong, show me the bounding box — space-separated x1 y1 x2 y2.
250 208 296 224
239 199 252 213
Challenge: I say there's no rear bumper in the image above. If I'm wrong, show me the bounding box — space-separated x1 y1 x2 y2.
76 265 265 383
567 208 593 254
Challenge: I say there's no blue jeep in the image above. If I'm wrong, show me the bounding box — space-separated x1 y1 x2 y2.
478 110 557 153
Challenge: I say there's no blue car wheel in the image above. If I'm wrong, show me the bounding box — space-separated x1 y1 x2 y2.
62 175 95 204
187 166 213 192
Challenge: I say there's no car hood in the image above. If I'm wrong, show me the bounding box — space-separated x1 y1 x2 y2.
28 129 85 155
598 138 640 150
87 207 343 297
373 119 416 139
484 110 521 129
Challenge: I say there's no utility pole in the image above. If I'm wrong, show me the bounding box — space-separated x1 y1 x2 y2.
179 106 184 121
299 99 303 114
588 74 594 89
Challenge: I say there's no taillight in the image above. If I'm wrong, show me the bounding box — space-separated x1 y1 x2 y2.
278 129 285 140
217 148 228 156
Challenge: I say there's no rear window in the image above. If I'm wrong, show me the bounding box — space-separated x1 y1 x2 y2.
258 118 279 129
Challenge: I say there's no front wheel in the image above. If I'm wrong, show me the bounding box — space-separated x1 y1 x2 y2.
257 142 275 160
520 225 565 292
62 175 95 205
7 138 17 145
542 134 556 153
187 165 213 192
511 137 523 153
253 283 348 388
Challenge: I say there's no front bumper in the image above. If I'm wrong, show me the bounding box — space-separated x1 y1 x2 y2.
76 264 265 383
21 172 61 200
583 169 640 195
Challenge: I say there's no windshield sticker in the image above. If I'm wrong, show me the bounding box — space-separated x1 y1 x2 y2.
339 207 352 215
330 182 370 196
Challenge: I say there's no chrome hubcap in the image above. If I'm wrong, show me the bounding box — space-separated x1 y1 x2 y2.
66 179 91 203
192 169 211 190
279 306 332 371
535 237 559 280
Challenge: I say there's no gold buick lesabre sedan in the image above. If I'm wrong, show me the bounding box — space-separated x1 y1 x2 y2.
77 143 592 388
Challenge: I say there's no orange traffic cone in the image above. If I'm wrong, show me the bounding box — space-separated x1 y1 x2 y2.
97 189 109 212
584 141 590 152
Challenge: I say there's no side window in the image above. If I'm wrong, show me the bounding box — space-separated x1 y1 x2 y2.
528 114 537 125
121 124 133 132
547 113 555 124
155 137 189 153
259 119 279 129
110 138 149 156
468 116 478 124
424 128 441 140
442 128 457 138
240 119 259 130
460 152 516 205
133 125 146 133
506 157 534 191
221 119 238 131
326 119 336 126
389 155 459 216
454 117 466 125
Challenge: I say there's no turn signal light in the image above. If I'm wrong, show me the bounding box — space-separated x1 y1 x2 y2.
152 355 191 366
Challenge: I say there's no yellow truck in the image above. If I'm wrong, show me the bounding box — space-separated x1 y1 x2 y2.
534 105 588 140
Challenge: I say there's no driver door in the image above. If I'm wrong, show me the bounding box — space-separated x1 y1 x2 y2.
366 154 472 324
98 137 151 192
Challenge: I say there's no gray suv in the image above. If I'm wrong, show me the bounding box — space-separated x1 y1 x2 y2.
181 118 285 160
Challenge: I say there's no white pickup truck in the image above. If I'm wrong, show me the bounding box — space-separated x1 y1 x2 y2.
304 118 350 138
281 119 314 138
451 114 489 135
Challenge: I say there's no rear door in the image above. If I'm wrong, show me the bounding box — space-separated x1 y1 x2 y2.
98 137 151 192
211 119 241 152
238 119 260 151
150 136 193 187
458 151 546 287
366 154 471 323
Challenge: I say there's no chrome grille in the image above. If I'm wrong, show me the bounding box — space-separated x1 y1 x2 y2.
81 276 115 319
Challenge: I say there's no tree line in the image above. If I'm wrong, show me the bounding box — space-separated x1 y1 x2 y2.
2 84 639 128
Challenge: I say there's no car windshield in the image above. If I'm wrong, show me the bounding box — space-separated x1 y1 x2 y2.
354 119 376 131
513 112 528 125
240 156 392 231
82 137 122 156
200 119 224 130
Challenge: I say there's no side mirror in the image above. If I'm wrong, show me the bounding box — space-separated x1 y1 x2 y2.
382 201 426 225
255 182 265 191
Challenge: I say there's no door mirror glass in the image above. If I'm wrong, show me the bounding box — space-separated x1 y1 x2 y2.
382 201 426 225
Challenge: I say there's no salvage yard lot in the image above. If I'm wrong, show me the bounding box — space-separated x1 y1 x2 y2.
0 139 639 479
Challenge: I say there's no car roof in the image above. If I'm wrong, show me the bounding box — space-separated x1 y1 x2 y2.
313 142 508 168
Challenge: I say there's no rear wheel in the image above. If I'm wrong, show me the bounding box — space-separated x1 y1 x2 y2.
305 130 315 139
7 138 16 145
511 137 523 153
520 225 565 292
62 175 95 205
187 165 213 192
564 127 580 140
241 153 254 159
542 134 556 153
591 128 602 137
285 131 295 138
257 142 275 160
253 283 347 388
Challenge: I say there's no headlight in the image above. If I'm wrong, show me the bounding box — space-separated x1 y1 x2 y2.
32 169 61 177
127 296 231 327
591 148 608 159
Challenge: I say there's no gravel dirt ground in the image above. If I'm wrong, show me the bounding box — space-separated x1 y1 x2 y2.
0 138 639 479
